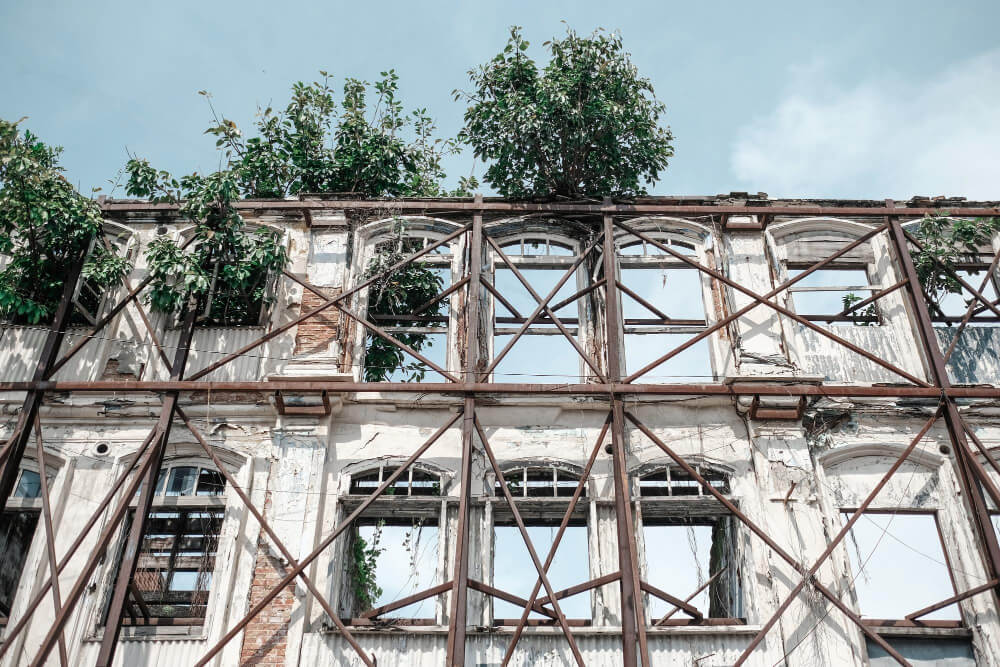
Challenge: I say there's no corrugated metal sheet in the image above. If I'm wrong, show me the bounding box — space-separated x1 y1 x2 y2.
935 327 1000 385
300 630 750 666
0 326 103 382
158 327 265 381
75 637 211 667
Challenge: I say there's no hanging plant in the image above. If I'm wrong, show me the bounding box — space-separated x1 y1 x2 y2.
124 160 287 325
350 521 384 612
0 119 128 324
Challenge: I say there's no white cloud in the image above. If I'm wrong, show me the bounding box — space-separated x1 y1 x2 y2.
731 51 1000 200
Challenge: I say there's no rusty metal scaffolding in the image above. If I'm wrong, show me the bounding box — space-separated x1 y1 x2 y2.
1 197 1000 666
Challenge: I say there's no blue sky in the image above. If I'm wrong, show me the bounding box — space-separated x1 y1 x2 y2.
4 0 1000 200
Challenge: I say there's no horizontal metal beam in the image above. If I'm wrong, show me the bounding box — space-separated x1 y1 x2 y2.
99 199 1000 218
7 379 1000 399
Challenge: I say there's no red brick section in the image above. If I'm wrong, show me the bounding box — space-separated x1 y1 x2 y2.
239 494 296 666
293 287 342 355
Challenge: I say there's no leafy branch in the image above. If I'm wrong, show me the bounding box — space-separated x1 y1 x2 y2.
0 118 128 324
351 521 384 612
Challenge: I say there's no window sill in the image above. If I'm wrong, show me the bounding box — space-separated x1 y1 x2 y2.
89 625 207 642
318 623 761 636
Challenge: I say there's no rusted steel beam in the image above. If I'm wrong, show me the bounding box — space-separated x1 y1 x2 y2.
283 270 460 382
622 223 890 383
820 278 910 323
360 581 453 619
638 581 703 621
536 571 623 608
480 276 524 319
603 212 650 667
474 416 586 666
10 379 1000 398
903 229 1000 322
942 247 1000 363
731 408 941 665
888 217 1000 592
466 580 559 619
32 415 68 666
28 423 167 667
0 255 84 514
0 424 160 661
99 198 1000 218
625 411 913 667
192 412 462 667
446 212 482 667
655 567 728 625
503 416 612 665
616 280 671 322
549 278 606 314
95 305 198 667
175 406 375 666
414 275 469 315
906 578 1000 621
488 237 606 381
482 233 603 380
618 220 930 387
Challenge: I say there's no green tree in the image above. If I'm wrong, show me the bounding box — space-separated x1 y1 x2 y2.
910 214 1000 320
0 118 128 324
456 26 674 199
124 161 287 325
203 71 461 198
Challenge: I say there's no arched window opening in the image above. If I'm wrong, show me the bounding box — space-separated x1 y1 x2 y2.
493 465 585 498
639 464 730 497
348 464 444 497
109 460 228 629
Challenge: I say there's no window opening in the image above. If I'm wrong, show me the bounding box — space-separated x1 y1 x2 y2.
787 266 880 325
351 519 440 619
112 462 227 626
638 465 730 497
841 512 959 621
348 465 444 497
929 261 1000 326
495 466 586 498
0 467 50 622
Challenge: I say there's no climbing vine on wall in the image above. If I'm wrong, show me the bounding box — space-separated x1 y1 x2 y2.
351 521 384 612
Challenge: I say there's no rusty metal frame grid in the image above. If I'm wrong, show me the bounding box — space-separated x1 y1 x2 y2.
0 199 998 667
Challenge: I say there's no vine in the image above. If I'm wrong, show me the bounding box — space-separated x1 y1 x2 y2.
351 521 384 612
362 220 446 382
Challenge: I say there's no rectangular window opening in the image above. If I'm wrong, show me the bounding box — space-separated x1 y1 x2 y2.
641 517 738 620
841 512 960 621
787 266 880 325
492 524 591 622
352 521 441 619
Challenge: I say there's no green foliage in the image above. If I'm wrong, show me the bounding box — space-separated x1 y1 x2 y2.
362 222 445 382
910 214 1000 320
124 159 287 325
202 71 458 198
351 522 384 612
0 118 127 324
456 26 674 199
841 293 878 326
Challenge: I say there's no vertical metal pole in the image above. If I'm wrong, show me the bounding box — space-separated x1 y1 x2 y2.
95 304 198 667
603 213 648 667
887 212 1000 586
446 208 482 666
33 415 68 666
0 255 85 513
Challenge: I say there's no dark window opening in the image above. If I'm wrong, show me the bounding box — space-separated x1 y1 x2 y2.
639 465 730 497
349 466 443 497
495 466 586 498
0 510 39 621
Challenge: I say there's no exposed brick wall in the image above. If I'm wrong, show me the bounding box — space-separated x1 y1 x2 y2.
293 288 342 355
239 500 296 666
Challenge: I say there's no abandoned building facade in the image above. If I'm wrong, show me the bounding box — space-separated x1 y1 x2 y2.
0 195 999 666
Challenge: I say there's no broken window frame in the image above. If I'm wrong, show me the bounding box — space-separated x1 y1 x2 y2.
634 461 743 622
487 462 592 624
0 463 58 625
338 461 450 622
838 508 964 627
353 223 460 383
927 255 1000 326
100 458 228 636
487 230 594 383
615 229 716 381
